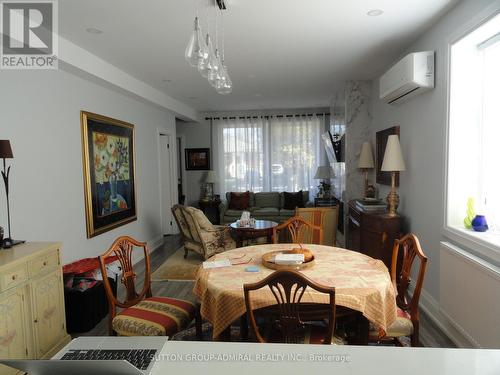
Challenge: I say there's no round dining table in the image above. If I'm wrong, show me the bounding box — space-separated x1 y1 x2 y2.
193 243 397 340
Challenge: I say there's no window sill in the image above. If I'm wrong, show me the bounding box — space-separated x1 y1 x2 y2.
442 226 500 265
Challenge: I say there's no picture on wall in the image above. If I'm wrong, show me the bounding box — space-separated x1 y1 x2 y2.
185 148 210 170
376 125 400 186
81 111 137 238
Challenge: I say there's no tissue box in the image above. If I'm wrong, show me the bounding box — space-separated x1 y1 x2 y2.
275 253 304 265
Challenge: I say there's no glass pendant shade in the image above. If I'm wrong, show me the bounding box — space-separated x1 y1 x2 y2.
185 17 205 67
198 34 214 78
208 49 222 87
216 62 232 94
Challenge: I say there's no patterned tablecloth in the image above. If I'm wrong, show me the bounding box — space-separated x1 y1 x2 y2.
193 244 397 338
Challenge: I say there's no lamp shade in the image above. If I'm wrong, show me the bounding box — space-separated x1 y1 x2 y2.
314 166 335 179
204 170 217 183
0 140 13 158
381 135 406 172
358 142 374 168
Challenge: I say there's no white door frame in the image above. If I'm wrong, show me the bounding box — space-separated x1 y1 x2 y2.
177 134 187 201
157 129 177 235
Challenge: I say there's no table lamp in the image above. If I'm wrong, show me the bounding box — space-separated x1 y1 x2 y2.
358 142 374 198
0 140 23 248
203 170 217 200
314 166 335 198
381 135 406 216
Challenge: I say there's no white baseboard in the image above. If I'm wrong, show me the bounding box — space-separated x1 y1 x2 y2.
418 287 479 348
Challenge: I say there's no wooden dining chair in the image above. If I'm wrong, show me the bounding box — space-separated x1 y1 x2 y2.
99 236 202 338
244 269 337 344
272 216 323 244
369 233 428 346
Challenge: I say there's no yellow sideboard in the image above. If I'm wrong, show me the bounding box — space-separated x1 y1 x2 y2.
0 242 71 374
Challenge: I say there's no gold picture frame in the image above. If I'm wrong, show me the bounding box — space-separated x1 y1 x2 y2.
81 111 137 238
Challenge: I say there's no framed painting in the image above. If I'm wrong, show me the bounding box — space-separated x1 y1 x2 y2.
376 126 400 186
81 111 137 238
185 148 210 170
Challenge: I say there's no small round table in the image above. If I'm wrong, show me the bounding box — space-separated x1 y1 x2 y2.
229 220 278 248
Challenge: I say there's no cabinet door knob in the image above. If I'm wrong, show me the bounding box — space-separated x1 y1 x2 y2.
11 274 17 280
34 319 38 323
43 261 47 266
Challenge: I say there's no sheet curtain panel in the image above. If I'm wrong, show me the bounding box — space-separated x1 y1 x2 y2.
212 115 324 199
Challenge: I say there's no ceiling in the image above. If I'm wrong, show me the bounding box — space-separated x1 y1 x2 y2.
59 0 460 112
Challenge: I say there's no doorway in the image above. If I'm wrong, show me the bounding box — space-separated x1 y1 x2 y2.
158 132 174 236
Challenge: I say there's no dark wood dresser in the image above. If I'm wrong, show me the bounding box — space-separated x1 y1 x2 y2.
347 200 402 270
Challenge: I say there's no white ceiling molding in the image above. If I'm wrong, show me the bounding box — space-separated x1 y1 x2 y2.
58 36 199 121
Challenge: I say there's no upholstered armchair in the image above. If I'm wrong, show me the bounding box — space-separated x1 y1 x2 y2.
172 205 236 260
295 206 339 246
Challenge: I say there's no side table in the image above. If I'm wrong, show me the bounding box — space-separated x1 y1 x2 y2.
229 220 278 248
198 199 222 225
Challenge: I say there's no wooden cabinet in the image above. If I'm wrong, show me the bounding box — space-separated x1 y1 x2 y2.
0 243 70 375
347 200 402 270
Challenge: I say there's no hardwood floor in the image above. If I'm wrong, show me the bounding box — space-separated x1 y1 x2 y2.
76 234 456 347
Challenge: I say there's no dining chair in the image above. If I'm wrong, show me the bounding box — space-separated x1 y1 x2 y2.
243 269 338 344
98 236 202 338
295 207 339 246
272 216 323 245
369 233 428 346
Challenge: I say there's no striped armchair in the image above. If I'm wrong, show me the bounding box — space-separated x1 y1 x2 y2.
172 205 236 260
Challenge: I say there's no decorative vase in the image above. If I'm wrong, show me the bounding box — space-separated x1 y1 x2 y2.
463 198 475 229
471 215 488 232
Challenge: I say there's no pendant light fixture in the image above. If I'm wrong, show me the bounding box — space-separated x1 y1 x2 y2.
185 1 207 67
186 0 232 94
215 6 232 94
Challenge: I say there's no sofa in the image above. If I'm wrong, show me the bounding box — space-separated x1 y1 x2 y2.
219 191 312 224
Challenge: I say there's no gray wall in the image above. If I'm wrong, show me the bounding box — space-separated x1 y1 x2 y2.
369 0 499 302
0 68 177 264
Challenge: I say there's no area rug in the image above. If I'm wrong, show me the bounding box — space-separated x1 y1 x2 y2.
151 247 203 281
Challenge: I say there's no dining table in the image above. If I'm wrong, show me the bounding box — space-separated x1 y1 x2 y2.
193 243 397 342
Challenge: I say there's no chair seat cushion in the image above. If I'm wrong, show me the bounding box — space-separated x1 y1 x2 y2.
225 209 245 217
369 307 413 340
113 297 196 336
253 207 280 215
279 209 295 217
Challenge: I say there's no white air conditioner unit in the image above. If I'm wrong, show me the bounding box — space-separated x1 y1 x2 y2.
379 51 435 105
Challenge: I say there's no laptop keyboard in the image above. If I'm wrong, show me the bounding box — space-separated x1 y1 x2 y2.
60 349 157 370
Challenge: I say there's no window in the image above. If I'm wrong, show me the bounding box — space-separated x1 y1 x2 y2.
213 115 324 196
447 13 500 253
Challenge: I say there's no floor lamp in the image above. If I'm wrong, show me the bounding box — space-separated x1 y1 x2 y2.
0 140 23 248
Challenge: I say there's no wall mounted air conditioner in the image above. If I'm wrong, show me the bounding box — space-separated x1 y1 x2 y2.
379 51 435 105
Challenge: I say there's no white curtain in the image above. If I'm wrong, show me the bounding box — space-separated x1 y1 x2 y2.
213 115 323 198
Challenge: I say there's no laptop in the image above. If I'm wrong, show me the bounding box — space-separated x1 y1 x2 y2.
1 336 168 375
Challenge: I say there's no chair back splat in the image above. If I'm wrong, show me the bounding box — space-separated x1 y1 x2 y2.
392 233 428 314
99 236 152 312
244 269 336 344
272 216 323 245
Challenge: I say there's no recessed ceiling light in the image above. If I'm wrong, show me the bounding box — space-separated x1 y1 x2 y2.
86 27 103 34
367 9 384 17
248 74 256 79
254 93 262 97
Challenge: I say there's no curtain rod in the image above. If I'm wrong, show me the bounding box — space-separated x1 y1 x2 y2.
205 113 330 120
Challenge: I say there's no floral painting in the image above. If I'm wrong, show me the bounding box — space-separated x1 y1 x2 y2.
81 112 137 238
